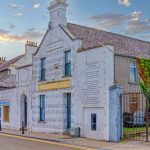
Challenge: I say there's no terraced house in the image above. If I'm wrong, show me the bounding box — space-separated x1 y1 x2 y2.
0 0 150 142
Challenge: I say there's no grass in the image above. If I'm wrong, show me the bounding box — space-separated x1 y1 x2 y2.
124 127 146 133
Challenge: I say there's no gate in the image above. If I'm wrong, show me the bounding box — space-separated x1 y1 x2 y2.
121 92 150 142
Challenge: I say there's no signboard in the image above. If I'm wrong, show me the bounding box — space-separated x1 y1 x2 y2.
0 100 10 106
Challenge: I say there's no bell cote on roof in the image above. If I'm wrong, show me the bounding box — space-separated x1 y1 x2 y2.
48 0 68 28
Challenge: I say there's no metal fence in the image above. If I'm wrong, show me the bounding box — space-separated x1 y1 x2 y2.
121 92 150 142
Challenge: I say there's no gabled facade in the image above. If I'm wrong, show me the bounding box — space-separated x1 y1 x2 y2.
31 0 114 140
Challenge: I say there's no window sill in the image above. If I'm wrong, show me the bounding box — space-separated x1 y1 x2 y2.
62 75 72 79
128 81 139 85
3 121 9 123
37 121 46 124
38 79 46 83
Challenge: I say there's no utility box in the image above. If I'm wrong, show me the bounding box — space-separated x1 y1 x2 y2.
70 127 80 137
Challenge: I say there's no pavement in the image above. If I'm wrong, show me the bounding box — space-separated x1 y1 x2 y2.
0 134 89 150
1 129 150 150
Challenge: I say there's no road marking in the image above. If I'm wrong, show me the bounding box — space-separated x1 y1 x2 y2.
0 133 96 150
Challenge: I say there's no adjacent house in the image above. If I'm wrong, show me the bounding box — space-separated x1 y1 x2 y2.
0 42 37 130
0 0 150 141
0 55 24 129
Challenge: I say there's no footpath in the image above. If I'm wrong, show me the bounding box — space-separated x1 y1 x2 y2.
0 129 150 150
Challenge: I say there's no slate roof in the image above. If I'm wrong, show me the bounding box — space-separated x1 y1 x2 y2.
67 23 150 58
0 54 24 72
0 54 24 89
0 75 16 88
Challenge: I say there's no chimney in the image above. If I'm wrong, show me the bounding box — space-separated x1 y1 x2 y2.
25 41 38 56
48 0 68 28
0 57 6 65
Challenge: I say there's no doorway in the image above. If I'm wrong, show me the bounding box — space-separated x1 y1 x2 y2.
24 96 27 127
20 94 27 128
0 107 1 121
67 93 71 129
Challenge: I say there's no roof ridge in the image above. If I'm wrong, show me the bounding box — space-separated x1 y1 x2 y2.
0 54 25 72
67 22 150 44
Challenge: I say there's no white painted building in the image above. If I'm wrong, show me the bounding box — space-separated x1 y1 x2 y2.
0 0 126 141
0 0 149 142
31 0 114 140
14 41 38 130
0 42 37 131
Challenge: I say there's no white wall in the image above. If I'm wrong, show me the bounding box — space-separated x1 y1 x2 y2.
31 24 82 133
0 88 18 130
75 46 114 140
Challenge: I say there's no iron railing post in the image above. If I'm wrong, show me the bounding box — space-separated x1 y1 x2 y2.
146 98 149 142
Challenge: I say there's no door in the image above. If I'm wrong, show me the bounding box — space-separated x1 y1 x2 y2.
0 107 1 121
67 93 71 129
24 97 27 128
20 94 28 128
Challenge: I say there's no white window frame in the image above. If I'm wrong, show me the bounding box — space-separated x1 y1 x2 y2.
130 61 138 83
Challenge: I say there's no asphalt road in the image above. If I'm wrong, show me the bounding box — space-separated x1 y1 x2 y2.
0 134 92 150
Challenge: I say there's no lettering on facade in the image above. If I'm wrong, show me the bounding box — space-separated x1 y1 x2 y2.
83 62 101 103
0 100 10 106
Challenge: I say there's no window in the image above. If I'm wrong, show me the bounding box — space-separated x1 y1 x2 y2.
40 58 46 81
3 106 9 123
130 61 138 83
91 113 96 131
39 95 45 121
64 50 71 76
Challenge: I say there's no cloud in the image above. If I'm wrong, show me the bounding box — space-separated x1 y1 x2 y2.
9 3 22 9
123 11 150 34
90 12 128 29
118 0 130 6
142 34 150 40
15 13 23 17
90 11 150 35
130 11 142 21
33 3 40 9
0 28 44 43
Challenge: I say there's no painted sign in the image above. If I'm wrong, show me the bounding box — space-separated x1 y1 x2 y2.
0 100 10 106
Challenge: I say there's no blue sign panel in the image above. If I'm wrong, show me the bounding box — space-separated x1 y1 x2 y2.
0 100 10 106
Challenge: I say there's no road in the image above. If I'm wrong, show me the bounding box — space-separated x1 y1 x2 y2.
0 134 95 150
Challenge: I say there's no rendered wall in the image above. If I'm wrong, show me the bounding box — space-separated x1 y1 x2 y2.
75 46 114 140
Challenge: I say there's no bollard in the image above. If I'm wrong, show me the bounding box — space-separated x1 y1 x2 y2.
0 120 1 131
22 122 24 134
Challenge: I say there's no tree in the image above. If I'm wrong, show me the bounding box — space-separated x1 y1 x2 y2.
136 58 150 108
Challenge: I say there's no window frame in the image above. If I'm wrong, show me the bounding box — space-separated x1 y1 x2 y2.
91 113 97 131
40 57 46 81
39 95 45 122
129 61 138 83
64 50 71 76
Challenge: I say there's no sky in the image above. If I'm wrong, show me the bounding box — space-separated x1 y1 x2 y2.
0 0 150 60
